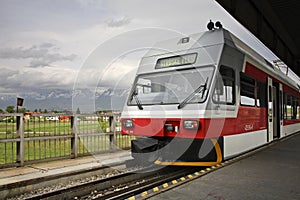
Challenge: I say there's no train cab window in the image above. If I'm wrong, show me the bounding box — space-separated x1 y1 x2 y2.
213 65 235 105
240 73 255 106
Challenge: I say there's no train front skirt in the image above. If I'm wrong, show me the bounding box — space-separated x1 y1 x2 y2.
131 137 223 166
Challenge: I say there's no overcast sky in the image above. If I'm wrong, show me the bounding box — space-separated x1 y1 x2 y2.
0 0 280 99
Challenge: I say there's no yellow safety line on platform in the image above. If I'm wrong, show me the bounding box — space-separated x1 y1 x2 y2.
125 160 227 200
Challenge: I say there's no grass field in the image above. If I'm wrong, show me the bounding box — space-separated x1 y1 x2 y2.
0 119 116 137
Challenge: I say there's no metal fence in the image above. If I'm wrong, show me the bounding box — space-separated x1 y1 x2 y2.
0 113 135 168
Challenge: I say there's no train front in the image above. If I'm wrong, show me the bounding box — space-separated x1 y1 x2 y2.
121 29 226 166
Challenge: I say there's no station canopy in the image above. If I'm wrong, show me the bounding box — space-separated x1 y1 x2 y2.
216 0 300 77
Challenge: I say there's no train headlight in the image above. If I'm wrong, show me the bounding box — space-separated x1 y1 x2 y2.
183 120 199 130
122 119 134 128
165 124 175 132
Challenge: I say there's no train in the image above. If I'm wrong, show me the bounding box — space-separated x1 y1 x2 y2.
121 21 300 166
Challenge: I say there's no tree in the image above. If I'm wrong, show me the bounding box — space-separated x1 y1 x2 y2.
6 106 15 113
0 108 3 113
18 108 28 113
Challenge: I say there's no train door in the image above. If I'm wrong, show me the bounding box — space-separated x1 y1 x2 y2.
272 86 278 138
278 84 283 138
267 77 274 142
267 78 282 141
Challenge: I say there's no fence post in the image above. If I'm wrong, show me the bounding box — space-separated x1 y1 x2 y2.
71 115 78 158
16 114 24 167
109 115 116 150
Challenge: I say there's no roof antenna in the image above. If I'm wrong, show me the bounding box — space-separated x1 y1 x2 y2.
207 20 214 30
215 21 223 29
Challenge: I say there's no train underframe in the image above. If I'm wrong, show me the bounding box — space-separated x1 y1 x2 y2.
130 136 224 166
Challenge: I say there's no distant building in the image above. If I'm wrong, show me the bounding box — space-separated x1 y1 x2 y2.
46 116 59 121
59 116 70 122
24 112 41 120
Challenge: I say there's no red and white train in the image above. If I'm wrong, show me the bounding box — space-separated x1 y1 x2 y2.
121 22 300 166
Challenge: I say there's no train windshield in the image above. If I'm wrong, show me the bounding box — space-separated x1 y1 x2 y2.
128 66 214 106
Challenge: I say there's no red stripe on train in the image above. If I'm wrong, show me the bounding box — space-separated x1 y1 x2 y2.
121 107 268 139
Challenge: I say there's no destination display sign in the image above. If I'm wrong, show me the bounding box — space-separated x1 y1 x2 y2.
155 53 197 69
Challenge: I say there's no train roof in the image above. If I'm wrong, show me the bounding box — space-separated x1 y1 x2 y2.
139 28 300 91
226 29 300 91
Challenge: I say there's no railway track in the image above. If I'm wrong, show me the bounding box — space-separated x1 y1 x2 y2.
92 166 198 200
25 165 199 200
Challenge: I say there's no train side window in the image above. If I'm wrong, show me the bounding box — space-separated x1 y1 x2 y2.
286 94 293 120
292 96 298 119
240 73 255 106
283 92 287 119
279 90 284 120
213 65 235 105
257 81 267 107
283 93 300 120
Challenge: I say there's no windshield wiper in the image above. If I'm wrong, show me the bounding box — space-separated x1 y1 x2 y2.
177 77 208 109
132 91 143 110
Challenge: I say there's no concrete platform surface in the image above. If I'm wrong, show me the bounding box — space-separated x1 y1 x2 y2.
150 133 300 200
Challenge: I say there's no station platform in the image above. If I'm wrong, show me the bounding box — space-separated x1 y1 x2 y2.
149 133 300 200
0 151 131 198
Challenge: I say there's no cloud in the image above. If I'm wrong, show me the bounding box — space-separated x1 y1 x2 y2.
0 43 77 67
39 42 55 49
76 0 104 8
29 52 77 68
0 66 77 93
106 16 132 28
